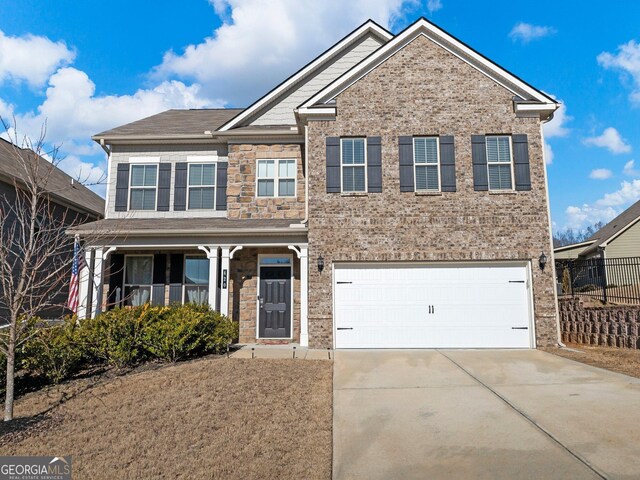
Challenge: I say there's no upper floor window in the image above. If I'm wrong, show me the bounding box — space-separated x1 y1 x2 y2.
130 164 157 210
341 138 366 193
486 136 513 190
188 163 216 209
414 137 440 192
257 159 296 197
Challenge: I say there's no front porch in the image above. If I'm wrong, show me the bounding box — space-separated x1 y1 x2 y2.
73 219 309 346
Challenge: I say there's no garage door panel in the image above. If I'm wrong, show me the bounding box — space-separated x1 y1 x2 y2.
334 264 532 349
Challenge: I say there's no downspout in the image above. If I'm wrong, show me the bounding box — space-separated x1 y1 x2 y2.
301 124 309 225
541 113 565 348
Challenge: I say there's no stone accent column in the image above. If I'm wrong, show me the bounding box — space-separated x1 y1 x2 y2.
220 246 230 316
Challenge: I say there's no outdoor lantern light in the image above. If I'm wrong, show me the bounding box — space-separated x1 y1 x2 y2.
539 252 547 271
317 255 325 273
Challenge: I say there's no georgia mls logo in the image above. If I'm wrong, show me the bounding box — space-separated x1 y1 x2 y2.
0 456 72 480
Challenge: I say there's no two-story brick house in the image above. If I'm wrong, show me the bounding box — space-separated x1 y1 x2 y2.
73 18 560 349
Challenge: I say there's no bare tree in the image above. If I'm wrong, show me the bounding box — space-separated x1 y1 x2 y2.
0 120 95 421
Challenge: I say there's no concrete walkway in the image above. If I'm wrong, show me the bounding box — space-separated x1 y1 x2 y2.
333 349 640 480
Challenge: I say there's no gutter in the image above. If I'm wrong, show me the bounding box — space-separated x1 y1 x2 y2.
67 226 308 237
92 128 302 143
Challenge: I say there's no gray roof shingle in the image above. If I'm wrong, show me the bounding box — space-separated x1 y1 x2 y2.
0 138 104 217
93 109 245 138
581 199 640 255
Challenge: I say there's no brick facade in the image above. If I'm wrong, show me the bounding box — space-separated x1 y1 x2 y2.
306 35 558 348
227 144 306 220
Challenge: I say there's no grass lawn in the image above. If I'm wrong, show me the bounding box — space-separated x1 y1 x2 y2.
544 343 640 379
0 356 333 479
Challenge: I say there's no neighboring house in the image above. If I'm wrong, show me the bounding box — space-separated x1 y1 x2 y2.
0 137 104 322
71 18 560 349
554 199 640 260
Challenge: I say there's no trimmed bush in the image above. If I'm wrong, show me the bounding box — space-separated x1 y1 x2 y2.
22 317 84 384
142 304 237 362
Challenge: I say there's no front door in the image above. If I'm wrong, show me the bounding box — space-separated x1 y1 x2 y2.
258 266 291 338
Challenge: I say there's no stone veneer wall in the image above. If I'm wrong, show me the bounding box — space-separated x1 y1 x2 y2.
559 297 640 349
227 144 306 220
229 247 301 344
306 34 559 348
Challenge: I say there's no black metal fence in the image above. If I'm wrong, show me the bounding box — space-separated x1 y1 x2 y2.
555 256 640 304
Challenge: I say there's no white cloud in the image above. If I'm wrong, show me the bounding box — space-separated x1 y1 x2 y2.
584 127 632 154
153 0 412 106
57 155 107 196
590 168 613 180
0 30 75 87
544 142 554 165
598 40 640 106
543 101 570 138
623 159 640 177
4 67 219 145
426 0 442 13
565 179 640 228
509 23 556 43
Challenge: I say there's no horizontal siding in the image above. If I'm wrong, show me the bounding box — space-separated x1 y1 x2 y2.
251 35 385 126
606 220 640 258
106 144 228 219
554 244 591 260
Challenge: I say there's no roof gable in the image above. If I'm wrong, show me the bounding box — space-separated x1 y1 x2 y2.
299 17 558 117
580 199 640 255
218 20 392 131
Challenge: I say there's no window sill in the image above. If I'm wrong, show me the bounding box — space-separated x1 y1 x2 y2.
489 190 517 195
415 191 443 196
340 192 368 197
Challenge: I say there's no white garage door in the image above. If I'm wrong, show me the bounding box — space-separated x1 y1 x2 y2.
334 263 533 349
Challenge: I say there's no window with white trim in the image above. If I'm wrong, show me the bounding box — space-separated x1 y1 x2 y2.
129 164 157 210
341 138 366 193
188 163 216 209
184 256 209 304
413 137 440 191
257 159 296 197
486 136 513 190
124 255 153 306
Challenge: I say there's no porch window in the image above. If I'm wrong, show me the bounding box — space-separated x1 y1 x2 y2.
184 256 209 305
188 163 216 209
130 164 158 210
257 159 296 197
124 255 153 306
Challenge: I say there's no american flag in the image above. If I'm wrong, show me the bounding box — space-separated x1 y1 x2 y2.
67 236 86 313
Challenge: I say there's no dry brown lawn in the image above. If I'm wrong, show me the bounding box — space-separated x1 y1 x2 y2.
0 356 333 479
544 343 640 378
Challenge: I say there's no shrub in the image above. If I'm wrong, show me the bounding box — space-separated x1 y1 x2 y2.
21 317 84 384
142 303 237 362
79 307 150 368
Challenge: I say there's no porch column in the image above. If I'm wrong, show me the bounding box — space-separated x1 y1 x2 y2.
90 247 104 318
299 246 309 347
198 246 220 311
77 248 93 319
220 246 230 316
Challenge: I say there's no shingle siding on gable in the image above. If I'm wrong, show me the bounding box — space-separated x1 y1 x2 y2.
250 35 385 126
106 144 228 219
305 34 558 348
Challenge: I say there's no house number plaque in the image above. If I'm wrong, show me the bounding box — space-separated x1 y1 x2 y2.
222 269 227 289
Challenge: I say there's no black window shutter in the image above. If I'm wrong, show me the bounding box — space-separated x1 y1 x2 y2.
512 134 532 191
115 164 129 211
326 137 341 193
439 136 456 192
398 136 414 192
107 253 124 309
367 136 382 193
471 135 488 191
169 254 184 284
216 162 228 210
174 162 188 211
153 254 167 284
157 163 171 211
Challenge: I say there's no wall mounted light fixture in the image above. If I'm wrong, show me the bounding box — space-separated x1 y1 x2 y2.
317 255 325 273
539 252 547 271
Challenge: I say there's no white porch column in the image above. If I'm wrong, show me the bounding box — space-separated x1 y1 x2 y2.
220 246 231 316
198 246 220 311
77 249 92 319
90 247 103 318
299 246 309 347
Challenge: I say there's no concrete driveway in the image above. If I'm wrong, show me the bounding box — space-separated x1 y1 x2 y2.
333 349 640 480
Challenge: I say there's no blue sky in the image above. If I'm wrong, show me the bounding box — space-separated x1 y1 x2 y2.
1 0 639 232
